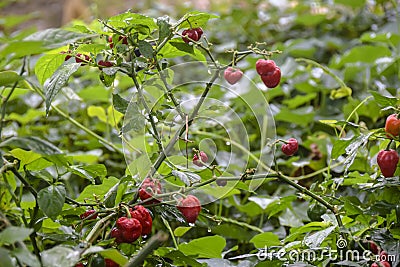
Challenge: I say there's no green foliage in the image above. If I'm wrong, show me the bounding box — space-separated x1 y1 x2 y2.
0 1 400 267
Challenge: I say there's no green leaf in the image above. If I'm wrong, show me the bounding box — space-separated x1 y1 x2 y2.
341 196 364 215
171 170 200 186
130 154 153 180
330 86 352 99
212 224 251 241
24 28 92 49
0 248 14 267
107 12 157 32
10 148 42 167
285 222 331 243
69 24 93 34
157 41 188 58
248 196 278 210
76 177 119 202
12 246 41 267
0 41 47 60
201 183 241 200
157 16 172 43
331 138 353 159
337 45 391 67
159 41 205 62
81 246 104 256
103 183 118 208
163 250 204 267
287 39 318 58
112 93 129 114
37 185 66 220
361 32 400 46
138 40 154 58
41 246 80 267
178 11 219 29
44 63 81 115
174 226 192 237
334 0 366 8
69 164 107 183
303 226 336 248
78 85 109 102
235 202 264 217
99 71 116 87
295 14 326 27
0 13 33 28
169 41 195 54
154 204 186 223
0 71 24 87
35 53 66 85
1 136 63 155
25 158 53 171
341 171 370 186
87 105 107 122
342 133 373 174
179 235 226 258
36 233 76 242
98 249 128 266
250 232 281 248
282 93 317 109
87 105 123 127
275 107 315 127
6 109 45 124
45 154 71 167
0 226 33 245
369 91 398 108
122 103 146 133
265 195 296 218
0 29 90 58
76 44 106 54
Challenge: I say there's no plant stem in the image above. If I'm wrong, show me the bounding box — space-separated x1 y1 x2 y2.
153 58 184 118
129 70 220 205
188 130 345 228
296 58 348 89
129 69 163 150
85 213 115 244
29 83 124 154
1 162 42 263
152 69 220 174
53 105 124 154
192 129 345 181
204 214 263 233
124 231 168 267
161 217 178 249
0 211 42 264
0 59 26 139
10 164 38 198
338 96 373 138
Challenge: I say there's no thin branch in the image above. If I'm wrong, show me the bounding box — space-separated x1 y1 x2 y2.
151 68 221 176
28 83 123 154
161 217 178 249
153 59 185 118
129 68 163 150
85 213 115 244
0 59 26 138
129 69 221 205
10 165 38 198
124 231 169 267
204 214 264 233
